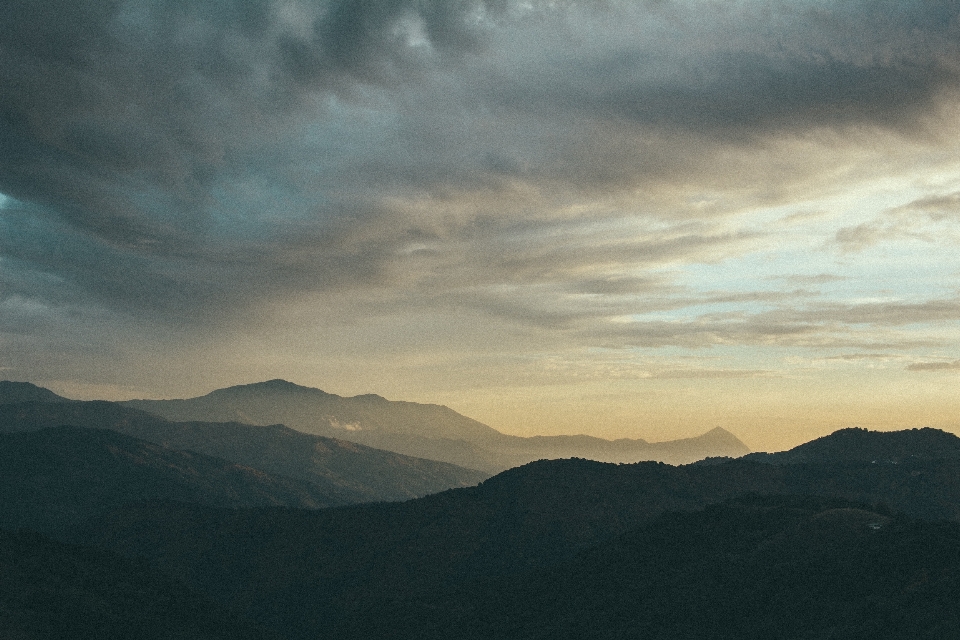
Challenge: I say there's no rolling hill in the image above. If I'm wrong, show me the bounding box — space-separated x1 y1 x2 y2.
0 426 337 537
742 426 960 464
0 397 489 503
77 427 960 639
362 495 960 639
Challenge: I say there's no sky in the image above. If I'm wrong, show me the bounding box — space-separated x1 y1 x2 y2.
2 0 960 451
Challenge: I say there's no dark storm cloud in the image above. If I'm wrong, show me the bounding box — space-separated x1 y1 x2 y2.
2 0 960 327
494 50 956 139
487 1 960 137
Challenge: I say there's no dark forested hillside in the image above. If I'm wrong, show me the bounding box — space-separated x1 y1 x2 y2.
360 495 960 639
743 426 960 464
0 528 280 640
7 412 960 640
79 445 960 639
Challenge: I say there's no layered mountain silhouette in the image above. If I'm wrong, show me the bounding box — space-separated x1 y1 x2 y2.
74 427 960 638
124 380 750 470
0 426 339 537
0 390 489 503
6 377 960 639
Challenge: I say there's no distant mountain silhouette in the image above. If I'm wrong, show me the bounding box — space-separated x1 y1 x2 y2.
124 380 750 470
0 380 69 404
0 527 280 640
743 426 960 464
0 399 489 503
0 426 336 537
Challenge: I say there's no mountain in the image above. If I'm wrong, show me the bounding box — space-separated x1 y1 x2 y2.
0 527 280 640
498 426 749 465
0 380 69 404
127 379 501 441
0 399 489 503
0 426 338 537
80 434 960 639
742 426 960 464
123 380 750 470
362 495 960 640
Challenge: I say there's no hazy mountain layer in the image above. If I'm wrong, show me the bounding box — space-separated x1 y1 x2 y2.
0 399 489 503
79 428 960 639
124 379 751 470
0 528 280 640
0 426 336 537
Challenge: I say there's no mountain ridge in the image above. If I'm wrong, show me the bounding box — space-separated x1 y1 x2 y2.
0 380 69 404
122 379 751 470
79 434 960 639
0 426 339 537
743 426 960 464
0 397 489 503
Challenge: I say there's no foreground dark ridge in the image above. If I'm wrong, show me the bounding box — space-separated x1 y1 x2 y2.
0 528 280 640
2 423 960 638
75 427 960 639
363 495 960 640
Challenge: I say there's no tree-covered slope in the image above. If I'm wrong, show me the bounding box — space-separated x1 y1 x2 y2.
0 528 280 640
0 426 338 536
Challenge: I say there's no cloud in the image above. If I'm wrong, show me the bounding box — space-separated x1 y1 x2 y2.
835 189 960 251
907 359 960 371
894 191 960 221
2 0 960 345
821 353 903 362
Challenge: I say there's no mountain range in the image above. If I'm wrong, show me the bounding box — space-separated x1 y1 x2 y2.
123 379 751 470
5 377 960 638
73 427 960 639
0 385 489 504
0 426 337 537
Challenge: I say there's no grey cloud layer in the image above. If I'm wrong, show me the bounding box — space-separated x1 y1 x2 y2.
2 0 960 331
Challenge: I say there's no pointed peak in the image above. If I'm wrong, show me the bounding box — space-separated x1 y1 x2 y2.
698 426 746 443
705 426 733 435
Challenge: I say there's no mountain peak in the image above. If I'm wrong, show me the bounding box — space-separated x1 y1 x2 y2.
703 426 737 439
679 426 750 452
351 393 387 402
208 379 329 396
0 381 69 404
